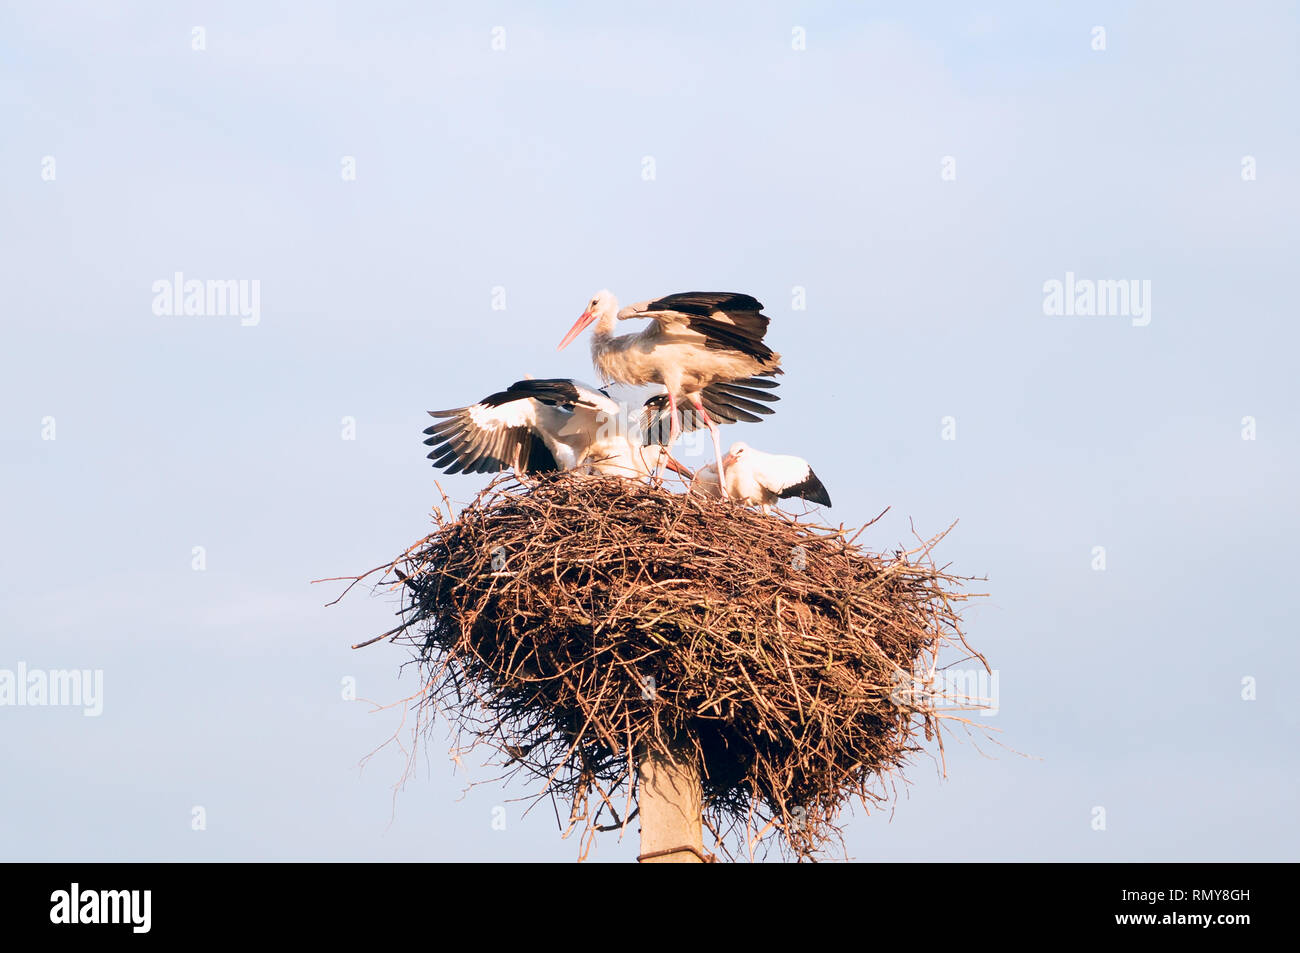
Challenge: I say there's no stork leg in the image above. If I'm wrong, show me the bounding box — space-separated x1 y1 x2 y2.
653 391 682 484
691 397 726 486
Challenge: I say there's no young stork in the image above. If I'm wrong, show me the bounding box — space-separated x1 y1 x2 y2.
557 290 782 483
422 378 694 480
692 441 832 514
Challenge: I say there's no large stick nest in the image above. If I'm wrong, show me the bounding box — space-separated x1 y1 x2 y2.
354 474 986 861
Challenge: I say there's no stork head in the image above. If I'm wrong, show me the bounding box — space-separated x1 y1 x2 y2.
558 289 616 351
723 441 751 468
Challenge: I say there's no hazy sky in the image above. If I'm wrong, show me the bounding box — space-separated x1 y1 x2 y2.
2 1 1297 861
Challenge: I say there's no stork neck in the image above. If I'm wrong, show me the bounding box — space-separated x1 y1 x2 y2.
592 310 617 340
589 311 617 359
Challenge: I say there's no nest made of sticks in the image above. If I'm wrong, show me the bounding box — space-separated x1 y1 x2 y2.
347 474 986 861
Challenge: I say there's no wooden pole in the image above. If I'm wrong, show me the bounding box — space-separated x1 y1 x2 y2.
636 738 706 863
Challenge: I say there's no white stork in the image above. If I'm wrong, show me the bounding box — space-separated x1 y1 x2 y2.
557 290 782 483
422 378 696 480
692 441 832 514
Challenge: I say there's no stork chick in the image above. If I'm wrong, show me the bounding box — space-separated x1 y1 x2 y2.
692 441 831 514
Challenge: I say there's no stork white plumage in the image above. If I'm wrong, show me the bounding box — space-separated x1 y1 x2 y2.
557 291 782 484
692 441 832 514
422 378 693 480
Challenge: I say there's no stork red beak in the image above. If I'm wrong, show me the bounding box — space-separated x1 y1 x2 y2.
663 454 693 479
557 309 593 351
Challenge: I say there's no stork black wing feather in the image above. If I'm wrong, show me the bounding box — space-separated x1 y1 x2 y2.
702 397 762 424
485 378 584 410
705 391 776 417
727 375 782 389
687 316 777 364
525 435 562 473
779 469 832 507
710 382 780 403
643 291 764 316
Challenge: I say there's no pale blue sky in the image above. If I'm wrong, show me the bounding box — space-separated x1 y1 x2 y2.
2 1 1297 861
